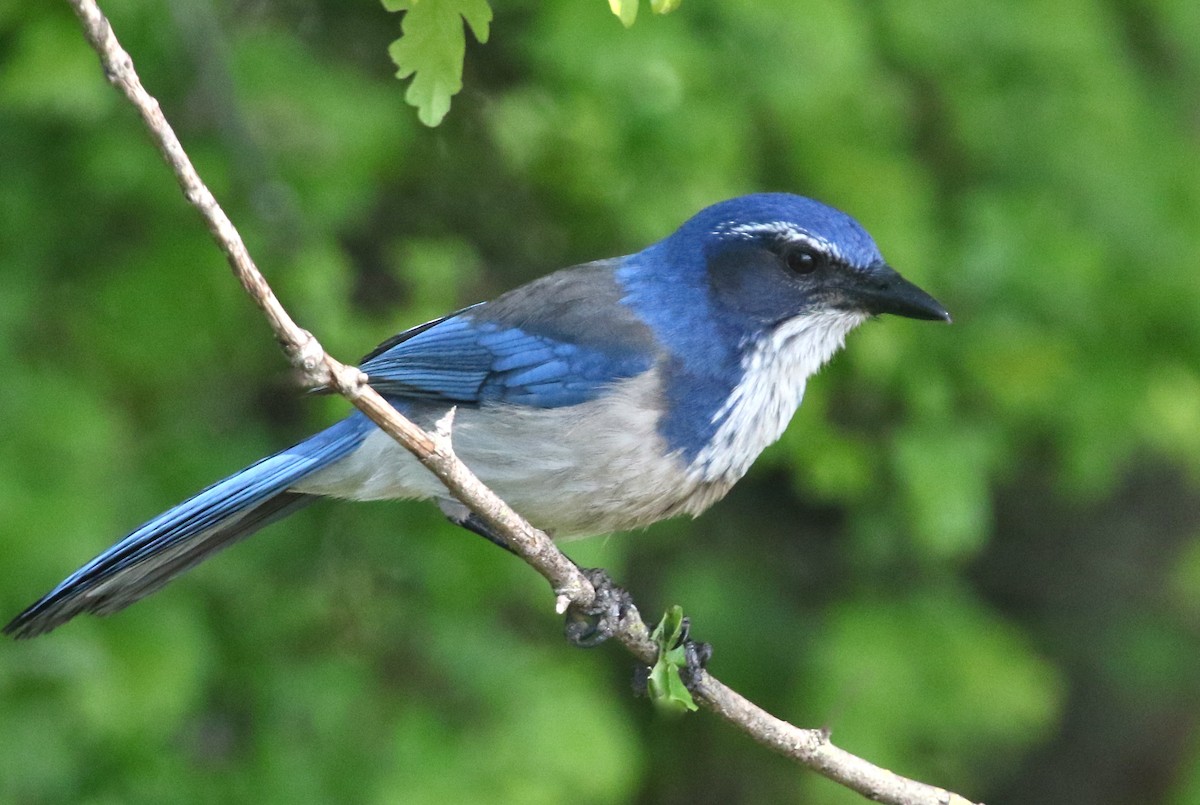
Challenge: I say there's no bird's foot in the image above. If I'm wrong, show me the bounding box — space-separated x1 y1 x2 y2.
676 618 713 690
632 615 712 696
563 567 633 648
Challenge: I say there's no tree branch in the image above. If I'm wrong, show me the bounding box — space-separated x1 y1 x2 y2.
62 2 979 804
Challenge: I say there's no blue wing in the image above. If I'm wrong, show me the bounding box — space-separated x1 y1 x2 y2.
361 261 660 408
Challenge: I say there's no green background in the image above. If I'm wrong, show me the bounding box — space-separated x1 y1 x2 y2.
1 0 1198 802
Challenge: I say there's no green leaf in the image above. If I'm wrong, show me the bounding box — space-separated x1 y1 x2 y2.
647 606 699 713
608 0 639 28
384 0 492 126
608 0 681 26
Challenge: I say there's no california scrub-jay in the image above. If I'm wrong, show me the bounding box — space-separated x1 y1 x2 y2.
5 193 948 638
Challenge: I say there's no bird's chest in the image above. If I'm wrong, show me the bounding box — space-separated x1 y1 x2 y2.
670 312 862 483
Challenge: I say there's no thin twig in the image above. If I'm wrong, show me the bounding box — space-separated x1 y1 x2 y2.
61 2 979 804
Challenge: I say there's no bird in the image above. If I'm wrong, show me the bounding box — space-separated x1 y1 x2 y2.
4 193 949 639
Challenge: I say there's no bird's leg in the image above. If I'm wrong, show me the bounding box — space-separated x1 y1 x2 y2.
563 567 634 648
439 501 634 648
439 499 517 554
454 511 518 554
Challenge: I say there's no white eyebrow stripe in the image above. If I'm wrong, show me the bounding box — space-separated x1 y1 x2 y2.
712 221 845 262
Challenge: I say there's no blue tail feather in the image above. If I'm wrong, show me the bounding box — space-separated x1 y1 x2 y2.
3 415 373 638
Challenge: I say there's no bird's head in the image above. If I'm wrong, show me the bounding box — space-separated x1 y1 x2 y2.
667 193 950 328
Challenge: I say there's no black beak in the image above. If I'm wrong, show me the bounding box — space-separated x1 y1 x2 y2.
841 263 951 323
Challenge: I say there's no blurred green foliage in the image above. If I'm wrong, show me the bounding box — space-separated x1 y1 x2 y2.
0 0 1198 803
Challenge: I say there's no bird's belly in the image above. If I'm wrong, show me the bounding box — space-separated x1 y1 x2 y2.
296 374 734 537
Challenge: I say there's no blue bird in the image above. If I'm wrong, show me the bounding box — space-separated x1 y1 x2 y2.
4 193 948 638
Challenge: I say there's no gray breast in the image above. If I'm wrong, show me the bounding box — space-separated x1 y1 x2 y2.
297 370 735 537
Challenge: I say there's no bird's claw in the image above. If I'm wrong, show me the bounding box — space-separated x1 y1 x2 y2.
563 568 633 648
678 624 713 690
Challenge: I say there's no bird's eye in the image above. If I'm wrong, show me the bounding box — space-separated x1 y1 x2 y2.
784 247 823 275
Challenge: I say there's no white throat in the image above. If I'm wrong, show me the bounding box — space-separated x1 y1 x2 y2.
689 311 866 482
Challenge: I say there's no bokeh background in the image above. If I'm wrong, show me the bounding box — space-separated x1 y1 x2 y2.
2 0 1199 802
